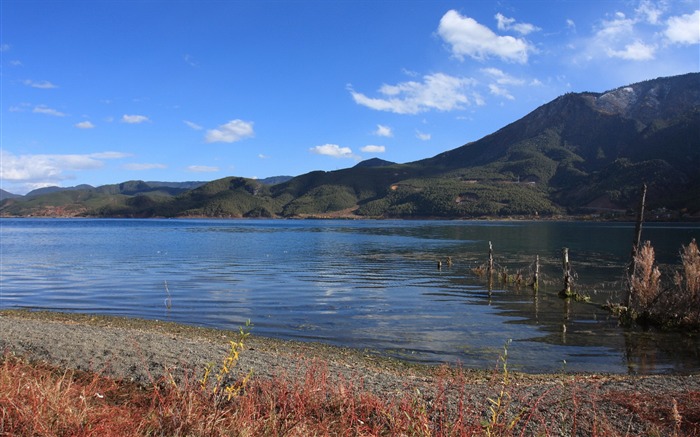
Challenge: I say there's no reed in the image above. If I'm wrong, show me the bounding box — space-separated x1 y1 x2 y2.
626 239 700 329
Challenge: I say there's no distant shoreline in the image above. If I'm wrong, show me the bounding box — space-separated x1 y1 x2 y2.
2 214 699 222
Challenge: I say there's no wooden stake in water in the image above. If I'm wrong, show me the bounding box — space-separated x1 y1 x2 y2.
561 248 572 297
627 183 647 308
532 255 540 292
488 241 494 279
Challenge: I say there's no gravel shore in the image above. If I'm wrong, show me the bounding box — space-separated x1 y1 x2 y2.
1 310 699 435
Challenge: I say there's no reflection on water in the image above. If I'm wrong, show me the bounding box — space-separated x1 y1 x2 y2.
0 218 698 374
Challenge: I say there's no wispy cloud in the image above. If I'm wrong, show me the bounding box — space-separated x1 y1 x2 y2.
437 10 534 63
75 121 95 129
374 124 393 137
309 144 357 159
635 0 665 25
205 119 255 143
90 152 131 159
488 84 515 100
416 131 431 141
184 120 203 130
482 68 526 86
495 13 540 35
122 114 150 124
482 68 526 100
33 105 67 117
361 145 386 153
187 165 219 172
349 73 475 114
580 3 699 63
23 79 58 89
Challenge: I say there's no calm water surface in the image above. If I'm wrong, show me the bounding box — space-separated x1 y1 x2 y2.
1 218 698 374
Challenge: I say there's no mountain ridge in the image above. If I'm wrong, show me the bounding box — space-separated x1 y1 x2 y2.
2 73 698 219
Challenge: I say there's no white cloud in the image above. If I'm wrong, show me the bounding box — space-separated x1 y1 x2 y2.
0 150 127 193
90 151 131 159
361 145 386 153
10 60 22 67
665 10 700 45
23 80 58 89
205 119 255 143
437 10 533 63
258 154 269 159
488 84 515 100
0 44 10 52
636 0 665 25
482 68 525 85
123 163 167 171
122 114 150 124
374 124 393 137
495 13 540 35
416 131 431 141
583 10 659 62
184 120 203 130
309 144 356 158
33 105 67 117
349 73 475 114
606 40 656 60
187 165 219 172
75 121 95 129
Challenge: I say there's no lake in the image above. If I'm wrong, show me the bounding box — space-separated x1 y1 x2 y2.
1 218 698 374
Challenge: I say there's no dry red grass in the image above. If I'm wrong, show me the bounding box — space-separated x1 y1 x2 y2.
2 351 699 436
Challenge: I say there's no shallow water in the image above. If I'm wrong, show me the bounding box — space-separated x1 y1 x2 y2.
1 218 698 374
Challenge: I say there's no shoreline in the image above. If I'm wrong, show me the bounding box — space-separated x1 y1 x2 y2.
2 309 698 379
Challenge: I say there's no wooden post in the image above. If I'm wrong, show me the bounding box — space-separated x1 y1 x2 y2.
561 247 572 297
627 183 647 308
487 241 494 279
532 255 540 292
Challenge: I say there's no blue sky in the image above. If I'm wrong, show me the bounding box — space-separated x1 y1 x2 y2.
1 0 698 194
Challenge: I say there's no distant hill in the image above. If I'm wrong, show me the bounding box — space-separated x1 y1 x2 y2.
353 158 397 168
0 189 21 201
257 176 294 185
2 73 698 219
26 185 95 198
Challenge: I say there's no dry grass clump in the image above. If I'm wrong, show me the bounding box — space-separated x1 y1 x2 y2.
630 241 663 310
0 353 148 436
628 239 700 330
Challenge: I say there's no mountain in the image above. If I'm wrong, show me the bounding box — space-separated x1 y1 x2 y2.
2 73 698 219
417 73 700 213
26 185 96 198
353 158 397 168
257 176 294 185
0 189 21 201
